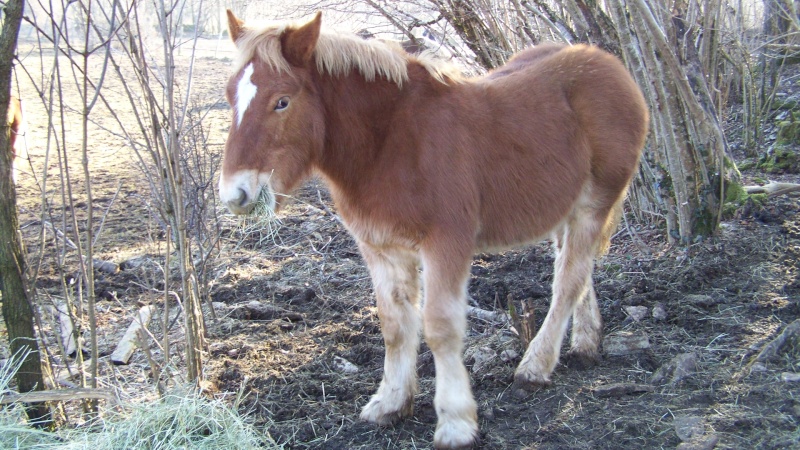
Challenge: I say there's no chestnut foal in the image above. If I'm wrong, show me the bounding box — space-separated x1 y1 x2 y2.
218 11 648 448
6 96 24 182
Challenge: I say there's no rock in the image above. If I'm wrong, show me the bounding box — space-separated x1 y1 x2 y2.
651 352 698 385
209 342 227 355
333 356 359 374
781 372 800 382
471 346 497 374
685 294 718 307
289 288 317 304
266 319 294 333
119 255 153 270
592 382 654 398
624 305 648 322
93 259 120 274
212 302 227 310
750 362 768 373
652 303 668 321
677 434 719 450
229 301 304 322
604 331 650 355
500 349 519 362
674 416 705 441
198 380 218 394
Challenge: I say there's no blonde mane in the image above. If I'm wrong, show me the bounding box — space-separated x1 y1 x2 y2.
233 20 458 86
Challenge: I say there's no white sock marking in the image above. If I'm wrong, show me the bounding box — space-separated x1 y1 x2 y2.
236 63 257 127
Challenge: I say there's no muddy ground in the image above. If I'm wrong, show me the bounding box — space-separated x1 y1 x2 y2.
5 41 800 449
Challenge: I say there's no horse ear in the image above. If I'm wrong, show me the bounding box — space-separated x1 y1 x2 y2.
281 11 322 67
227 9 245 43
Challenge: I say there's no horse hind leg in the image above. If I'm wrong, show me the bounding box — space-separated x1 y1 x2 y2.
564 284 603 368
551 227 603 369
359 244 421 425
514 207 604 389
566 196 625 367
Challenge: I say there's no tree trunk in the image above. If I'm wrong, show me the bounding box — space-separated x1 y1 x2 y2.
561 0 620 54
432 0 514 68
0 0 51 426
608 0 738 242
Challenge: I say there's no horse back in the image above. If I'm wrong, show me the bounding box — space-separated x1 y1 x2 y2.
324 44 647 253
468 44 647 249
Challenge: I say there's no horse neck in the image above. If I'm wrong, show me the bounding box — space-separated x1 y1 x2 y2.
311 65 423 194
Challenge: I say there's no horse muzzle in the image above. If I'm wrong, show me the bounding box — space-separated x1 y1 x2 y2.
223 187 256 215
220 170 260 215
220 177 280 217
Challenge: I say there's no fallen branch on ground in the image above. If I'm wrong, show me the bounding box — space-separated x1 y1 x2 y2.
467 306 509 323
0 388 118 406
111 305 156 365
744 181 800 197
752 319 800 364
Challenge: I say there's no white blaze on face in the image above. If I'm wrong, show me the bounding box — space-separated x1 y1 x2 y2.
236 63 257 127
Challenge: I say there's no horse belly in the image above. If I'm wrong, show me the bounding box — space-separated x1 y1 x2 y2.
475 190 578 251
474 158 589 251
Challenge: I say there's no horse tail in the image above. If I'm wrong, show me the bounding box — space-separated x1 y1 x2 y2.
595 191 626 257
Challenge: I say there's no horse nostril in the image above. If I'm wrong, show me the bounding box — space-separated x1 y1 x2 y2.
236 188 248 207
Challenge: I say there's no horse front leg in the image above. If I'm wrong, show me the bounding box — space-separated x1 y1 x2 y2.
421 243 478 449
359 244 421 425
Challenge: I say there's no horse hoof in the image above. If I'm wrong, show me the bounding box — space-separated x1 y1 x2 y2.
512 371 552 394
563 349 601 370
434 417 479 449
360 396 413 426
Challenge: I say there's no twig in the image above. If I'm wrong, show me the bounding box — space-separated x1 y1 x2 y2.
137 329 163 395
467 306 509 324
164 225 171 366
744 181 800 197
92 179 123 246
622 206 652 255
0 388 119 406
41 220 78 249
752 319 800 364
317 189 345 226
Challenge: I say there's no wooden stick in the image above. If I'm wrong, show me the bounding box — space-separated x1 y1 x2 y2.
164 226 171 365
467 306 508 323
54 302 78 357
753 319 800 363
0 388 117 406
744 181 800 197
111 305 155 365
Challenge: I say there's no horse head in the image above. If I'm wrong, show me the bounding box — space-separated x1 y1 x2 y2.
219 11 325 215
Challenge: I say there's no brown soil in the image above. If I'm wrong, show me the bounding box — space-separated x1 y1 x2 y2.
5 43 800 449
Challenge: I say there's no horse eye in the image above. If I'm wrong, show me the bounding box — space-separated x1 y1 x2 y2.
275 97 290 111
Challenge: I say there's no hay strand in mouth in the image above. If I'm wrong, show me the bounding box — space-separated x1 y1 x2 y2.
222 188 283 249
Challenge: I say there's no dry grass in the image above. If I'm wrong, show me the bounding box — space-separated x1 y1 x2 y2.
1 352 277 450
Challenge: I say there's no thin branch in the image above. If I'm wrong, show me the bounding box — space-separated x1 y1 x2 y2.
744 181 800 197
